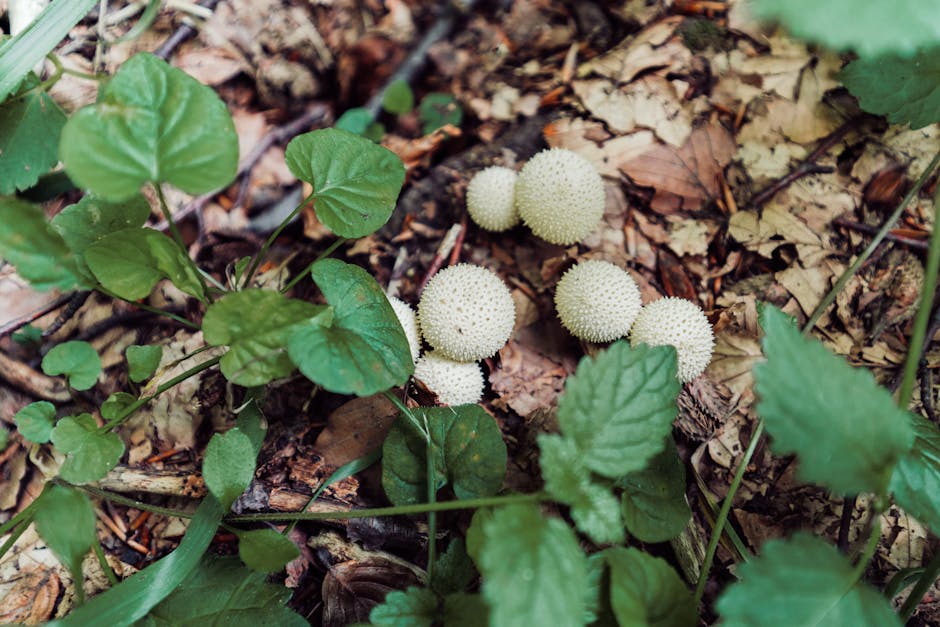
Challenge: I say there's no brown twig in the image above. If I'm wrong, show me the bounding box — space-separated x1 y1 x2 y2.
834 218 928 251
837 494 856 553
153 0 221 60
42 291 91 338
0 292 76 340
418 223 464 295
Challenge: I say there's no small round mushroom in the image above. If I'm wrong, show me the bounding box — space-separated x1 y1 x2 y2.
414 351 484 406
629 297 714 383
466 166 519 232
554 260 641 342
418 263 515 362
387 295 422 364
515 148 605 245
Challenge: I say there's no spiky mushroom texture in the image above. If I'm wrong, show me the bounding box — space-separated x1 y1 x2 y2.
386 295 422 364
413 351 484 406
554 260 642 342
515 148 606 245
418 263 516 362
466 166 519 232
629 297 714 383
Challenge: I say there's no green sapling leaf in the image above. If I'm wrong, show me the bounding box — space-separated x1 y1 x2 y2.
716 534 901 626
203 428 255 511
619 437 691 543
478 503 588 627
556 341 679 478
889 412 940 533
755 304 914 496
202 289 325 387
419 93 463 134
538 433 624 545
752 0 937 58
14 401 56 443
33 485 96 602
606 546 695 627
41 340 101 390
100 392 136 421
0 75 67 194
288 259 413 396
59 52 238 201
382 79 414 115
284 128 405 237
841 50 940 130
236 528 300 573
370 587 438 627
382 405 506 506
126 344 163 383
0 197 88 291
50 413 124 483
84 227 205 301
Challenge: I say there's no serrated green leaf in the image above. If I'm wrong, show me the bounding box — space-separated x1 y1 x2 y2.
0 82 66 194
716 534 901 626
382 79 414 115
752 0 937 58
14 400 55 443
382 405 506 506
42 340 101 390
538 434 624 545
203 428 255 511
370 586 438 627
60 52 238 201
34 485 96 602
0 196 87 291
50 413 124 483
52 497 225 627
890 412 940 533
84 227 205 301
619 437 691 543
442 593 489 627
419 93 463 135
606 546 695 627
431 539 476 597
478 503 587 627
557 341 679 478
126 344 163 383
50 194 151 281
101 392 136 421
202 290 325 387
288 259 413 396
284 128 405 237
465 507 493 568
140 555 306 627
841 50 940 129
755 305 914 495
236 528 299 573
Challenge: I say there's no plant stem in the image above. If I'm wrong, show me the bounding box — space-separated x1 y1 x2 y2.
383 390 431 442
96 286 199 329
77 484 196 519
694 419 765 607
0 492 42 538
227 492 544 524
0 520 31 567
426 427 437 580
898 187 940 407
280 237 348 294
900 548 940 621
804 147 940 335
241 193 314 290
153 183 213 304
850 515 882 582
93 539 119 586
99 354 222 431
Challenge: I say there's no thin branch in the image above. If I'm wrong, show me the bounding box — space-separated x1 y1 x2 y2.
153 0 220 60
0 292 76 339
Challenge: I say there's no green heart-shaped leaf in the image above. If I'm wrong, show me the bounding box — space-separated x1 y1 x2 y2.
236 529 300 573
203 428 256 511
60 52 238 200
606 546 696 627
285 128 405 237
619 437 691 543
126 344 163 383
14 401 56 444
42 340 101 390
0 75 67 194
50 413 124 483
288 259 413 396
34 485 96 602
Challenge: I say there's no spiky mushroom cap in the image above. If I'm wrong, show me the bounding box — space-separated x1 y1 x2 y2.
554 260 642 342
387 295 422 364
413 351 484 406
418 264 516 362
629 297 714 383
466 166 519 232
515 148 605 245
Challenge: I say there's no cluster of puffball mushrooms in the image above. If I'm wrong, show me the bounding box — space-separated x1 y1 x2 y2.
387 148 715 406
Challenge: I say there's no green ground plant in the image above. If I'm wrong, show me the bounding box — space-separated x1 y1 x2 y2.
2 1 940 625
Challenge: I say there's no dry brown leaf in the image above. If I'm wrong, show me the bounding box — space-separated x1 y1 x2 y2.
491 339 568 417
577 17 689 83
175 47 246 86
620 123 736 214
312 395 398 470
545 118 657 179
667 219 712 257
727 203 828 265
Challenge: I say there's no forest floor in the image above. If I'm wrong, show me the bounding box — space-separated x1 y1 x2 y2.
1 0 939 624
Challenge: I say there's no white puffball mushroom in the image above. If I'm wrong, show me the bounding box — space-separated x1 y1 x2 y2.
515 148 605 245
387 295 422 364
414 351 484 406
466 166 519 232
554 260 641 342
630 297 714 383
418 263 516 362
